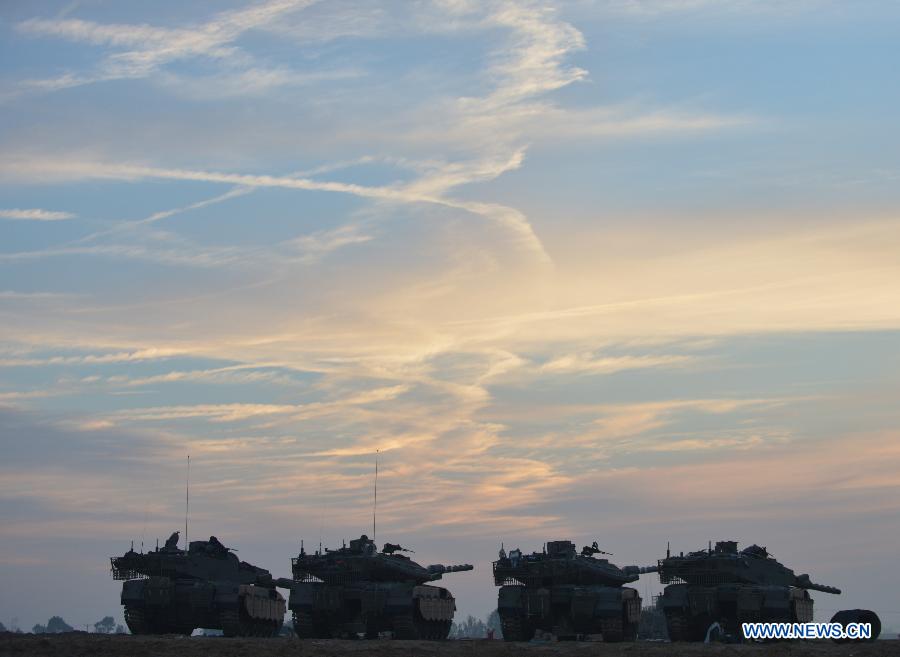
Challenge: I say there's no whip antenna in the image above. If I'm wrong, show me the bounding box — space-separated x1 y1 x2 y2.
373 449 379 542
185 454 190 550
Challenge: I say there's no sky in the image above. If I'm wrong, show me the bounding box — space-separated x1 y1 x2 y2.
1 0 900 634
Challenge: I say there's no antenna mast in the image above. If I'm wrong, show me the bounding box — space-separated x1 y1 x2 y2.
373 449 379 542
185 454 190 550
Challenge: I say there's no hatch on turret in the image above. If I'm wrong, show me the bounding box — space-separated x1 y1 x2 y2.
546 540 576 557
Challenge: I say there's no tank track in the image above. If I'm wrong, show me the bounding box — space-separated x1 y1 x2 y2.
624 618 638 641
665 613 687 641
220 609 279 637
123 606 153 635
123 606 193 635
391 613 418 639
665 612 709 642
291 610 333 639
292 610 315 638
598 617 624 642
425 619 452 640
389 613 450 640
500 613 530 642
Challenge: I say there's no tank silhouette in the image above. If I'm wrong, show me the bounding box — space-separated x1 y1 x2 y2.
492 540 655 642
287 534 472 639
110 531 290 636
654 540 842 641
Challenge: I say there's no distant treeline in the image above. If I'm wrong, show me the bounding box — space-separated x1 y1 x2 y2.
1 616 126 635
450 610 503 639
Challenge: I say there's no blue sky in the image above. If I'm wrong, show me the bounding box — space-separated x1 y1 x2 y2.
1 0 900 632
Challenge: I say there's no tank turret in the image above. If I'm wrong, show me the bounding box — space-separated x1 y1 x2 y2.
656 540 841 642
110 532 286 637
286 534 471 640
492 540 652 642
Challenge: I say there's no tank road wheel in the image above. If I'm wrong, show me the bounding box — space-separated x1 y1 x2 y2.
292 611 314 638
422 619 451 640
293 611 331 639
391 613 420 640
220 609 251 637
623 620 638 642
219 609 242 637
123 606 154 635
435 619 452 640
599 617 625 643
666 613 688 642
250 619 265 637
500 613 529 642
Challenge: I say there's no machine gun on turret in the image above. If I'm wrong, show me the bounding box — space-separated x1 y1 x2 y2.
581 541 613 557
382 543 413 555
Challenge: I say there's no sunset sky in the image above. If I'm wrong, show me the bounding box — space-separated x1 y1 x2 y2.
2 0 900 632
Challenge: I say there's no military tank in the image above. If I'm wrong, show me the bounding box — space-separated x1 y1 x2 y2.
110 531 290 636
492 540 655 642
287 534 472 639
655 540 842 641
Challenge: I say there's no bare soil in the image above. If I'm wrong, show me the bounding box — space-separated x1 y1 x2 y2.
1 634 898 657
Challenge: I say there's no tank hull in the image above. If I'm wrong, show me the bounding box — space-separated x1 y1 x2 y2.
497 584 641 641
288 582 455 639
661 583 813 641
120 577 285 636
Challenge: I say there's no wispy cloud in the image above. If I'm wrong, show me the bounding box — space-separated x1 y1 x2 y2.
0 291 79 300
539 352 696 375
0 347 186 367
588 398 788 441
0 208 75 221
0 155 552 263
11 0 319 99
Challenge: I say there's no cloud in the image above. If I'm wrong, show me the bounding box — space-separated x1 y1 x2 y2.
600 0 836 18
540 353 695 375
0 208 75 221
588 398 788 442
0 291 79 300
289 225 374 262
477 2 588 110
0 155 552 264
14 0 319 95
0 347 186 367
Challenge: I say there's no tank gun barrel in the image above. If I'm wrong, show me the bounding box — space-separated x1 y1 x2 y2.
427 564 473 580
794 573 841 594
622 564 658 576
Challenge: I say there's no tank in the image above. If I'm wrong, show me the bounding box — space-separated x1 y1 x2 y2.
655 540 841 641
287 534 472 639
110 531 290 636
492 540 655 642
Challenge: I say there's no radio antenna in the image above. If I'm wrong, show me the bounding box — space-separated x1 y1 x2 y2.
373 449 379 542
184 454 190 550
140 505 148 554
